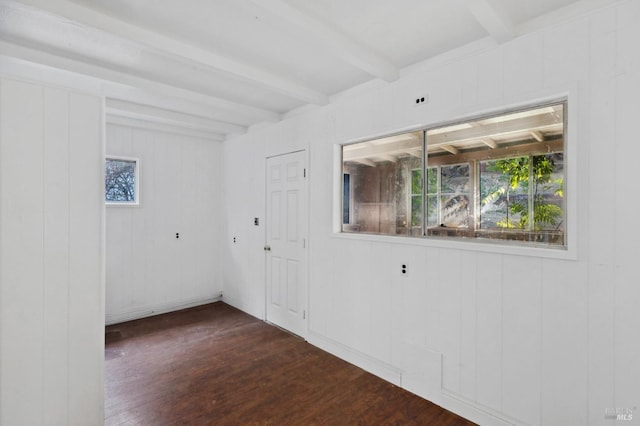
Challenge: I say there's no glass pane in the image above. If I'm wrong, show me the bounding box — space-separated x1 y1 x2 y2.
343 174 350 224
410 169 422 228
439 165 470 228
426 195 439 227
532 153 564 232
105 159 136 202
411 195 422 227
480 157 529 229
426 167 438 194
480 160 508 228
441 164 470 193
340 100 566 246
342 131 423 236
411 169 422 195
426 101 565 246
441 194 470 227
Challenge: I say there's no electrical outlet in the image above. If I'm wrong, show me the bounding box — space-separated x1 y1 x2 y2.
413 94 428 106
401 264 408 276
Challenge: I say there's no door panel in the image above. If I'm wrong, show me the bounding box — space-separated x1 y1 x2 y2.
286 259 299 313
265 150 307 337
270 192 281 240
287 191 298 241
270 257 281 306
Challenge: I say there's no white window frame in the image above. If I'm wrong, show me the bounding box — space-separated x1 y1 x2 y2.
342 172 352 225
409 167 423 229
334 86 578 260
105 155 140 206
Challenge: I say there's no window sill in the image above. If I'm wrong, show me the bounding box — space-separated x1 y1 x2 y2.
332 230 575 261
106 202 141 207
427 227 565 245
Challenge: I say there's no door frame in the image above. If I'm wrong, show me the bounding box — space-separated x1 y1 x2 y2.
264 148 310 339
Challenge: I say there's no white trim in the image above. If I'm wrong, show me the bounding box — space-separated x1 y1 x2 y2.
333 83 580 260
306 331 403 386
439 391 520 426
106 115 225 142
263 149 310 339
222 294 265 322
105 294 222 325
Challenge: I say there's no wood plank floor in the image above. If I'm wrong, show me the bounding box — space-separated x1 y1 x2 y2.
105 302 475 425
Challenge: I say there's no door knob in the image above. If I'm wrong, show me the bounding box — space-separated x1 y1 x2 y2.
264 245 271 251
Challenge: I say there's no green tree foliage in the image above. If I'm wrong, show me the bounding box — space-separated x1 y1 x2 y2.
485 154 563 230
410 169 422 226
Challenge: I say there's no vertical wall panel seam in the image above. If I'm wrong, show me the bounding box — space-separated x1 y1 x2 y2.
40 86 45 426
585 11 592 424
66 91 71 423
539 258 544 425
100 95 106 423
458 252 462 394
0 78 4 425
611 6 619 406
499 254 503 412
473 252 478 404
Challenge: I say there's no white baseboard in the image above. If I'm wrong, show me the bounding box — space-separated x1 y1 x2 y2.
439 391 520 426
211 305 516 425
105 294 222 325
221 294 265 321
306 334 517 426
306 330 402 386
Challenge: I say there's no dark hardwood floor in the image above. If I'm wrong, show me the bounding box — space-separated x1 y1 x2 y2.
105 302 475 425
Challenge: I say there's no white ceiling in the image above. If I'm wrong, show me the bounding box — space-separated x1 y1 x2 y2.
0 0 618 141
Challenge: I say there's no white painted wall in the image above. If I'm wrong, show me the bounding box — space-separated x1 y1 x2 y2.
0 77 104 425
105 124 224 324
222 1 640 425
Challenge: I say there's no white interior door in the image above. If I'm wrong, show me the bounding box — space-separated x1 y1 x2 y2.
265 150 308 337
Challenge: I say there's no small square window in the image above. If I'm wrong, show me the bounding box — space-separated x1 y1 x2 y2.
105 156 139 205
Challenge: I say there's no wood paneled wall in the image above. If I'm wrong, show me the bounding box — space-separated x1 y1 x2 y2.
0 77 104 425
105 124 223 324
222 1 640 425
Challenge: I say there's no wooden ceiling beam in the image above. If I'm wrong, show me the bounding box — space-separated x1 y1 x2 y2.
531 130 544 142
378 154 398 163
459 0 515 43
106 99 247 135
403 149 423 158
343 137 422 162
12 0 329 105
441 145 460 155
0 39 280 124
428 139 564 166
481 138 498 149
427 114 562 147
105 107 233 138
352 158 377 167
106 115 226 142
251 0 399 82
104 86 252 127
